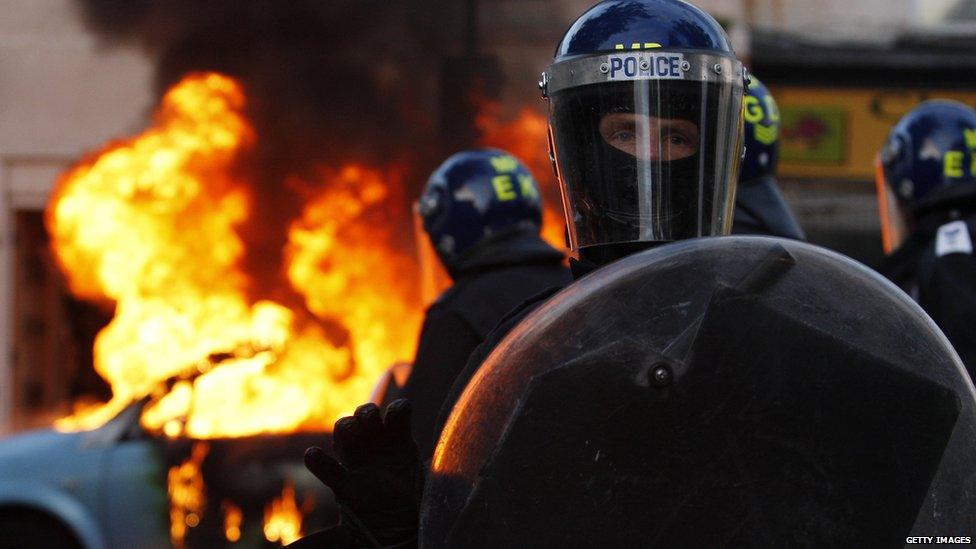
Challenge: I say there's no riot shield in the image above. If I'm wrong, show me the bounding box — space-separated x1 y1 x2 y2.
421 236 976 547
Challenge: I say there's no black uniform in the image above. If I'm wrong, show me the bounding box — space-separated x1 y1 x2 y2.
732 175 805 240
881 213 976 377
429 252 619 441
401 230 570 457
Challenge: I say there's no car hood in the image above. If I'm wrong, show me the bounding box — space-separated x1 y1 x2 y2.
0 428 89 474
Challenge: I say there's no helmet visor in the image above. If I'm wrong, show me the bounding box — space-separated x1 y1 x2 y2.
875 153 910 254
546 52 744 250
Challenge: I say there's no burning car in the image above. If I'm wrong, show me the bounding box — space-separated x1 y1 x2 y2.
0 399 337 548
0 72 431 548
0 60 561 547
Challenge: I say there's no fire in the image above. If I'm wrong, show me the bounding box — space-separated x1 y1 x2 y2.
222 500 243 543
286 164 422 414
169 442 209 548
263 483 305 546
47 71 422 438
476 102 567 249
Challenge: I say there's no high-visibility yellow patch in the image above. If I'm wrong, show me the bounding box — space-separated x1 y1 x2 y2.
754 124 779 145
518 175 539 199
614 42 663 51
490 156 519 173
743 96 764 124
945 151 965 178
965 128 976 150
492 175 517 201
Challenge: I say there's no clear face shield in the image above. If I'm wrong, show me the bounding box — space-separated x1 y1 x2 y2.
543 51 745 251
413 202 452 304
874 153 911 255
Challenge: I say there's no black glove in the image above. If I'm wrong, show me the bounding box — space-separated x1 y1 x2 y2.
305 400 423 548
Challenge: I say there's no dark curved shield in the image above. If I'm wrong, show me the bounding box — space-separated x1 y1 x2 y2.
421 236 976 547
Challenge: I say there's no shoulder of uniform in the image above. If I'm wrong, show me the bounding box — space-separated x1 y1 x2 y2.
430 280 467 308
935 220 974 258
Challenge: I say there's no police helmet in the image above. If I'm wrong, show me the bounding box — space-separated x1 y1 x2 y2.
740 76 780 183
540 0 745 257
878 100 976 252
418 149 543 270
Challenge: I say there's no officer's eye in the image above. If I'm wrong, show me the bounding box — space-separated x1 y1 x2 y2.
610 130 636 144
666 133 688 147
658 121 700 160
599 114 642 155
599 113 700 161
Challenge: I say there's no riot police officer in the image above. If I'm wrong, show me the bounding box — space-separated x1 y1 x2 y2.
732 76 805 240
400 149 570 458
877 100 976 375
292 151 568 547
432 0 749 432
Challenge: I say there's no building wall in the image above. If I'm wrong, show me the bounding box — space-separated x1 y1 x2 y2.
694 0 965 37
0 0 153 157
0 0 153 431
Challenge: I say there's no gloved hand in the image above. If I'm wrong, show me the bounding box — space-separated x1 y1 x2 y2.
305 399 423 548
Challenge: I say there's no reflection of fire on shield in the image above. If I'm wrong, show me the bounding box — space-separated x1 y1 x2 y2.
423 236 976 547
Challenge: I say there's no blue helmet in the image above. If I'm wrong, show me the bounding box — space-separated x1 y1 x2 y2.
418 149 543 268
880 100 976 215
740 76 780 183
542 0 745 254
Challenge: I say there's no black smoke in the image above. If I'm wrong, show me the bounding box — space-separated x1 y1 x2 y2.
74 0 472 304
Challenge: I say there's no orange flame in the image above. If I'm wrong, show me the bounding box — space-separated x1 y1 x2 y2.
47 72 422 438
263 483 304 546
169 442 209 548
223 500 243 543
476 102 567 249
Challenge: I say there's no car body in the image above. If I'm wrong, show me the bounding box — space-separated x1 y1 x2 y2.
0 402 335 547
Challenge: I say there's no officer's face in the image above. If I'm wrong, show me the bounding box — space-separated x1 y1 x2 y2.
599 113 699 161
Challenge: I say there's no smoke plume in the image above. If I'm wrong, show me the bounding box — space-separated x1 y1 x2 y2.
74 0 468 304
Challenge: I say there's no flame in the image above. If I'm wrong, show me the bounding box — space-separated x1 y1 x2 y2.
285 164 423 417
223 500 243 543
263 483 304 546
47 72 422 438
476 102 567 249
169 442 209 548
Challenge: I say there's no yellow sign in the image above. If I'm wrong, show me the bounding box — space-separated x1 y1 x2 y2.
771 87 976 180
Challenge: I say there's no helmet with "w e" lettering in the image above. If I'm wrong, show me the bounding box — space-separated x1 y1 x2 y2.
417 149 544 270
540 0 745 260
877 100 976 253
